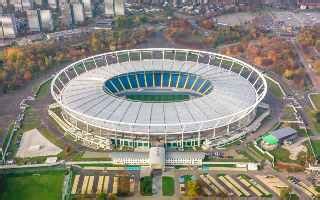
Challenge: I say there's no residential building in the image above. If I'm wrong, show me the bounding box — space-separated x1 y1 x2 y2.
72 3 85 24
40 10 54 31
82 0 92 18
104 0 114 16
0 15 17 38
26 10 40 32
48 0 57 9
114 0 125 15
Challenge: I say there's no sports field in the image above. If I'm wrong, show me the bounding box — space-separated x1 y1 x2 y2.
126 94 190 102
0 171 64 200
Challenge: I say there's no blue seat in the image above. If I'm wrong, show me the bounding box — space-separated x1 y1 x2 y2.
170 73 179 87
145 72 154 87
154 72 161 87
105 81 117 93
177 73 187 88
119 76 131 90
185 75 196 89
192 78 204 91
162 72 170 87
137 73 146 87
128 74 138 88
111 78 124 92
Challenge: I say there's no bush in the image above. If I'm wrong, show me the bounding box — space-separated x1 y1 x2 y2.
140 176 152 196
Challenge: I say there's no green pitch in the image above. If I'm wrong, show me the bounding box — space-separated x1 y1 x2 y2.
0 171 64 200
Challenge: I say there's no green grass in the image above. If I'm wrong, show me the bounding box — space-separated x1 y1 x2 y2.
203 164 236 167
310 140 320 159
140 176 153 196
35 80 52 99
310 93 320 110
0 171 65 200
270 147 299 163
266 78 284 99
281 106 296 121
162 176 175 196
305 107 320 134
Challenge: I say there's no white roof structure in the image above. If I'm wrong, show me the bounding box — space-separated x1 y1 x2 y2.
52 48 267 136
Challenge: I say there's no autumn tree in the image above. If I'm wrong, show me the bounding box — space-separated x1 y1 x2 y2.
185 180 200 197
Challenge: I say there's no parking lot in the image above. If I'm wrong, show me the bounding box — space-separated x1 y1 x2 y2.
68 166 320 199
70 167 140 198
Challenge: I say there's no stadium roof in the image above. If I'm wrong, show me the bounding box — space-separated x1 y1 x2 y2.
60 60 257 134
52 49 267 135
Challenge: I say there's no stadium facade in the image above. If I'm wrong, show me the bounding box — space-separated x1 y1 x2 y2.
51 48 267 150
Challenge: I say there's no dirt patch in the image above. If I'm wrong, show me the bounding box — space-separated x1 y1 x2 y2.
275 161 305 172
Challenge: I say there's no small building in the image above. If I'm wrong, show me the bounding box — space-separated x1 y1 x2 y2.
110 149 205 169
149 147 165 169
261 127 298 150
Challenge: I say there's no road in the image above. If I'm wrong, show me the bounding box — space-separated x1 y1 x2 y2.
292 38 320 92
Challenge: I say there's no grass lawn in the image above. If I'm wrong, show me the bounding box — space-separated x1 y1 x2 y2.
281 105 296 121
0 171 64 200
203 164 236 167
305 107 320 134
310 140 320 159
162 176 175 196
140 176 153 196
270 147 299 163
310 93 320 110
34 79 52 99
266 78 284 99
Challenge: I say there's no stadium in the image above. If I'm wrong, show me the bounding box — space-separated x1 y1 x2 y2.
50 48 267 150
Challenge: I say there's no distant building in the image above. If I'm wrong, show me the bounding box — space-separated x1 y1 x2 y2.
60 4 72 28
114 0 125 15
48 0 57 9
0 15 17 38
0 0 8 7
34 0 42 6
59 0 68 8
72 3 85 24
104 0 114 16
82 0 92 18
27 10 41 32
298 0 320 9
40 10 54 31
21 0 33 9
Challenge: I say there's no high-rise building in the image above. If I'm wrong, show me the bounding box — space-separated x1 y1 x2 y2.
0 15 17 38
82 0 92 18
11 0 34 10
26 10 40 32
0 0 8 7
114 0 125 15
33 0 42 6
72 3 85 23
60 4 72 28
59 0 68 8
104 0 114 16
21 0 33 10
40 10 54 31
48 0 57 9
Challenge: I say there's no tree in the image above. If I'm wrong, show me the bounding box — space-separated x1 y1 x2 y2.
97 192 106 200
283 69 295 80
185 180 200 197
315 112 320 123
23 70 32 81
